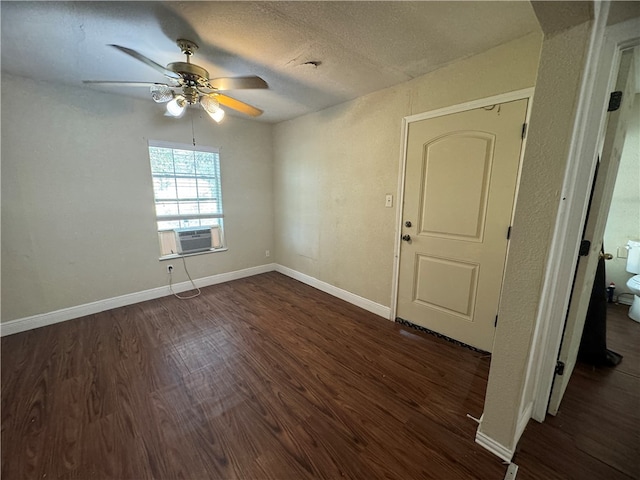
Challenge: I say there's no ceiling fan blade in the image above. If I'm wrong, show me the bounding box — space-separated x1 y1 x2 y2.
83 81 174 88
207 76 268 91
215 94 263 117
109 44 181 80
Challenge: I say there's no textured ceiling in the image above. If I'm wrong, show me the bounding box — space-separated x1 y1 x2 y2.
1 1 541 123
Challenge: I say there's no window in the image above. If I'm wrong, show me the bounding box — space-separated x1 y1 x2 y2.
148 141 225 256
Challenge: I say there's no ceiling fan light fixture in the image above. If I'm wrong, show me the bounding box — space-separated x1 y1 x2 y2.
200 94 219 113
150 84 173 103
209 107 225 124
166 95 187 117
201 95 225 123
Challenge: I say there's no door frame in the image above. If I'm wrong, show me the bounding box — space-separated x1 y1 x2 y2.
531 16 640 421
390 88 535 322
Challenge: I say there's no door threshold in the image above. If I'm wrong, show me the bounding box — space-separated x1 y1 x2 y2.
395 317 490 355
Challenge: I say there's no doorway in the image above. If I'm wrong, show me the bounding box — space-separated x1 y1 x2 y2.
547 45 639 415
602 67 640 312
531 16 640 424
392 90 532 353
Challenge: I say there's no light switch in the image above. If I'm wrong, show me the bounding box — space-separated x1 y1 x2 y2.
385 194 393 208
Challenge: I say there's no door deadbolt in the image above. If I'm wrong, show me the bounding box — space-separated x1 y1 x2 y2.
405 221 412 227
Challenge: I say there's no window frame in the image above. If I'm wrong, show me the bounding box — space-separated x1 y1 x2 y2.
148 140 227 259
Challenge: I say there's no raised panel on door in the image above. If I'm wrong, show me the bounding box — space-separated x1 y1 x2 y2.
420 132 495 242
414 254 479 319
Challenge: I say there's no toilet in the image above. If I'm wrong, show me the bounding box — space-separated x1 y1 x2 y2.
625 240 640 322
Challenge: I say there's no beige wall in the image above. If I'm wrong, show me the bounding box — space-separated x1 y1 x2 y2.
1 74 274 321
604 93 640 297
274 32 543 308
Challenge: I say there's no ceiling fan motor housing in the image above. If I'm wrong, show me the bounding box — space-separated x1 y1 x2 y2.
168 62 210 84
167 62 210 103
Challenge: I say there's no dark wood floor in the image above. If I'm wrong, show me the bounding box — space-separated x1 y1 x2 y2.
2 272 508 479
516 302 640 480
6 273 637 480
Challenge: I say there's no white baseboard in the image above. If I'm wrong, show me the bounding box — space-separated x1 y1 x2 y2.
475 430 514 463
516 402 533 444
475 404 530 463
1 263 392 336
0 263 276 337
275 265 392 319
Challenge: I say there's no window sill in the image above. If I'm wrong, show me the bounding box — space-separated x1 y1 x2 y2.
159 247 228 261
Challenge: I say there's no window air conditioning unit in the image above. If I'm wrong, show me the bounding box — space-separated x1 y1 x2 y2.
174 227 212 254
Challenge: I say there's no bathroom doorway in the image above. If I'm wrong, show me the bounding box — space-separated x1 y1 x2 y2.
547 45 639 415
602 88 640 310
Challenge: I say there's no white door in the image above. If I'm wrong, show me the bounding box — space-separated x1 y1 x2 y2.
396 99 528 352
547 48 637 415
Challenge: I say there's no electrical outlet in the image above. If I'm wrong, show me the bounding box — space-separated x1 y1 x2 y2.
265 250 270 258
167 264 174 274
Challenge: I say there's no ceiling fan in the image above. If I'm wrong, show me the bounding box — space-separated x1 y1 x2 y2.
83 39 268 122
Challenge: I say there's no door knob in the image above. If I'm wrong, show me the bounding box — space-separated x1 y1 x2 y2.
599 252 613 260
402 234 411 242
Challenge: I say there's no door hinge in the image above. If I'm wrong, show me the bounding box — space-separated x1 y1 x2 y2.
507 226 512 240
521 123 528 139
555 361 565 376
494 315 498 328
579 240 591 256
608 91 622 112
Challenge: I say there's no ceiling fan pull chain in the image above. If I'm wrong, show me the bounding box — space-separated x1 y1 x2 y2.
191 110 196 146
